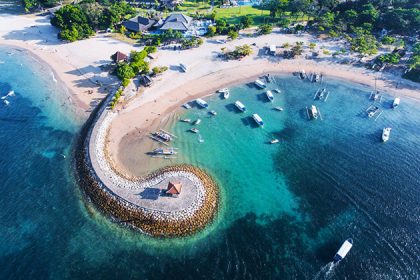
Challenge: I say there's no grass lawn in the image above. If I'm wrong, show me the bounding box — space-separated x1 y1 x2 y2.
214 6 271 25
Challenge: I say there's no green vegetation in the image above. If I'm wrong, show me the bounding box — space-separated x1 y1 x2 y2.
381 36 396 45
51 5 94 41
349 28 378 55
228 30 239 40
223 44 253 60
152 66 168 76
257 24 273 35
404 42 420 82
22 0 59 12
377 53 401 65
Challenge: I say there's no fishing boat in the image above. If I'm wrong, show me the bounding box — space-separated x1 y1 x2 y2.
193 119 201 125
196 98 208 108
270 139 279 144
392 97 400 108
312 73 321 83
266 90 274 102
218 88 230 99
274 106 283 111
234 101 246 112
309 105 318 119
151 148 177 155
179 63 188 72
180 119 191 123
382 127 391 142
252 113 264 126
371 91 381 101
209 110 217 116
273 89 281 94
183 103 192 109
299 69 306 79
7 90 15 97
255 79 266 89
190 128 199 133
152 131 172 142
333 239 353 263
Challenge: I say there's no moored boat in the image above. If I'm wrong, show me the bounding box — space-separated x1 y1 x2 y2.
333 238 353 263
151 148 177 155
266 90 274 102
309 105 318 119
274 106 283 111
270 139 279 144
273 89 281 94
367 106 379 118
392 97 400 108
3 99 10 105
196 98 208 108
234 101 246 112
252 113 264 126
218 88 230 99
190 128 199 133
209 110 217 116
193 119 201 125
179 63 187 72
255 79 266 89
382 127 391 142
183 103 192 109
181 118 191 123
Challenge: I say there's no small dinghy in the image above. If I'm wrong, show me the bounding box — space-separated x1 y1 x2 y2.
333 238 353 263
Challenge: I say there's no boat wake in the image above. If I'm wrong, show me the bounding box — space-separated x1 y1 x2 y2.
313 262 336 280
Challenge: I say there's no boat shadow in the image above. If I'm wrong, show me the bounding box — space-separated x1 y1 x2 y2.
257 93 270 103
241 116 260 128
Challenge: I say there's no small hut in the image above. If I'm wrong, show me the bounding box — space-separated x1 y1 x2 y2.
166 181 182 197
111 51 128 64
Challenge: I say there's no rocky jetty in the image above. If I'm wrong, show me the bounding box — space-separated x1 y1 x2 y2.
75 92 219 237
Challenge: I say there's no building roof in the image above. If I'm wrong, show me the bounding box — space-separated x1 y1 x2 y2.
111 51 128 63
166 181 182 195
160 13 192 32
123 16 156 33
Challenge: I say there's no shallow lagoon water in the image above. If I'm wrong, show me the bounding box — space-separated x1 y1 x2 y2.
0 45 419 279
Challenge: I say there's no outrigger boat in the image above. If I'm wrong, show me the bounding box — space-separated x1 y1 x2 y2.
218 88 230 99
151 147 177 155
255 79 266 89
333 239 353 263
370 90 381 101
190 128 199 133
312 73 321 83
234 101 246 112
382 127 391 142
193 119 201 125
209 110 217 116
180 118 191 123
266 90 274 102
151 131 173 142
367 106 380 118
196 98 208 108
273 88 281 94
299 69 306 80
392 97 400 108
270 139 279 144
314 87 330 101
274 106 283 111
252 113 264 127
309 105 319 119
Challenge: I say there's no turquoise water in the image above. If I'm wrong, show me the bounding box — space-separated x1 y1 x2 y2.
1 44 419 279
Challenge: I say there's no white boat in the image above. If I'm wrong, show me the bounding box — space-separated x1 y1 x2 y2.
183 103 191 109
195 98 208 108
270 139 279 144
1 96 6 100
234 101 246 112
266 90 274 102
209 110 217 116
179 63 187 72
181 118 191 123
151 148 177 155
333 238 353 263
218 88 230 99
7 90 15 97
252 113 264 126
382 127 391 142
309 105 318 119
254 79 266 89
274 106 283 111
299 69 306 79
193 119 201 125
273 89 281 94
3 99 10 105
190 128 199 133
392 97 400 108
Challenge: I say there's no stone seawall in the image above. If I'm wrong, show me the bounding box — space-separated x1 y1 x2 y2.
75 90 219 237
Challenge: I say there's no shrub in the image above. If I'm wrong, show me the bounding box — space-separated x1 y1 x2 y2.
152 66 168 75
228 30 239 40
258 24 273 35
323 49 330 55
122 78 130 87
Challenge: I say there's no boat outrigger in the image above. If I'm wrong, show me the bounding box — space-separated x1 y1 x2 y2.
183 103 191 109
314 88 330 101
193 119 201 125
382 127 391 142
333 239 353 263
266 90 274 102
234 101 246 112
190 128 199 133
252 113 264 126
196 98 208 108
209 110 217 116
180 118 191 123
308 105 319 120
366 105 381 119
255 79 266 89
274 106 283 111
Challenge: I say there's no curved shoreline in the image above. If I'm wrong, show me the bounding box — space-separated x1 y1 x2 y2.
75 89 219 237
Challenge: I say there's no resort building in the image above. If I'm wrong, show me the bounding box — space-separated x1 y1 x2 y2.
122 16 158 33
160 13 192 33
166 181 182 197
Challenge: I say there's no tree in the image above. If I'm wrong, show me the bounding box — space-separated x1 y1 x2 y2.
381 36 396 45
377 53 401 64
240 16 253 29
349 28 378 55
228 30 239 40
358 3 379 24
309 42 316 50
116 62 135 80
207 25 217 37
51 5 94 41
257 24 273 35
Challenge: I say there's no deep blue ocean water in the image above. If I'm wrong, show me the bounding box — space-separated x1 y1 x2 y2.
0 45 419 280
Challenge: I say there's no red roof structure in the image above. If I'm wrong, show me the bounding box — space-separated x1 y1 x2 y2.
166 181 182 196
111 51 128 63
